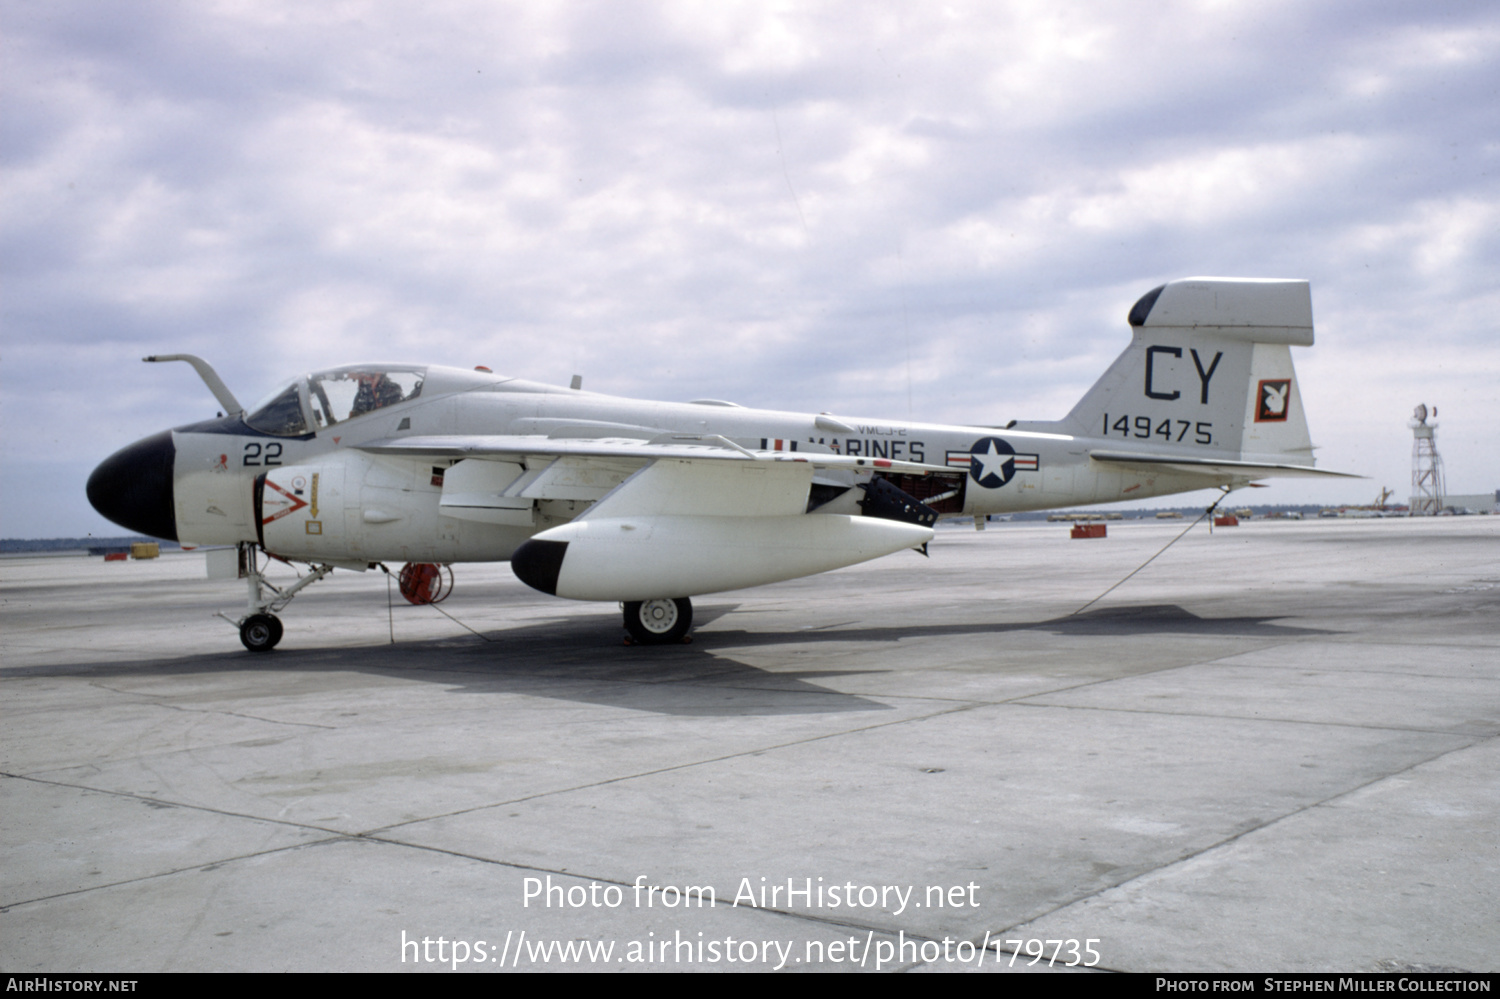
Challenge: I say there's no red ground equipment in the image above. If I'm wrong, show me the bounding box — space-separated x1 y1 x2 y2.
398 562 453 605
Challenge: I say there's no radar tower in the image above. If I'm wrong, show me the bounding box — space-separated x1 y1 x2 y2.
1409 404 1445 515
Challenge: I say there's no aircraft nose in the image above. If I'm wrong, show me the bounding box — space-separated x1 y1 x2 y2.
86 430 178 541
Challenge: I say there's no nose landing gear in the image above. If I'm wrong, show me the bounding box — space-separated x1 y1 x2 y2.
239 613 284 652
218 543 338 652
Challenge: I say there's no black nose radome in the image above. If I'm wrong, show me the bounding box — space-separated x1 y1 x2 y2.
87 430 178 541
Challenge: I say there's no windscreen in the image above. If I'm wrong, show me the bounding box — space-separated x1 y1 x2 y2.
243 380 309 437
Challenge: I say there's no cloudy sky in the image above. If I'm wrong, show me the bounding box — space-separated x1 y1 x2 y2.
3 0 1497 537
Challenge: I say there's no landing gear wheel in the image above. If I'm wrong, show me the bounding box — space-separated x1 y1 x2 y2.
623 598 692 645
240 613 283 652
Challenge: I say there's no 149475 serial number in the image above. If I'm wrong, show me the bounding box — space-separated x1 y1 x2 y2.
1103 414 1213 445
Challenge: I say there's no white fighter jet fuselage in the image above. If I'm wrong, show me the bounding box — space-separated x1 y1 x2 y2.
87 277 1355 649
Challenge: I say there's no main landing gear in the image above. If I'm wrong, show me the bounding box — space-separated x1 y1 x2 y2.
220 543 337 652
623 597 693 645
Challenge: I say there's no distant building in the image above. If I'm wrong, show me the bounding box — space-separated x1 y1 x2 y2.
1430 491 1499 514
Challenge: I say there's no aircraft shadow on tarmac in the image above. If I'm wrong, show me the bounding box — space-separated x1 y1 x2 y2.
33 603 1332 718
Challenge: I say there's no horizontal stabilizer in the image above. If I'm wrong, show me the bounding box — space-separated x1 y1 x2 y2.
1130 277 1314 345
1089 450 1360 479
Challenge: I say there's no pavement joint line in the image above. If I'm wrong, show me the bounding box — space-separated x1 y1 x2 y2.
712 624 1500 720
3 787 1072 958
857 643 1305 708
1 770 365 841
679 676 1216 709
942 637 1500 720
1188 663 1500 680
26 645 1374 792
363 701 987 835
82 681 340 730
977 733 1496 939
1326 640 1500 651
7 772 1052 956
1002 700 1499 737
0 835 352 912
4 701 982 846
689 686 997 705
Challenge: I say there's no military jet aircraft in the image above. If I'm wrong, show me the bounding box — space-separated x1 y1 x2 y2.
87 277 1354 650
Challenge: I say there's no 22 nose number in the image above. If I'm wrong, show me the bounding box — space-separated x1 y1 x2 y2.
243 442 283 466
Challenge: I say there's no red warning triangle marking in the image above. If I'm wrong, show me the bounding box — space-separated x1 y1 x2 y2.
260 479 310 525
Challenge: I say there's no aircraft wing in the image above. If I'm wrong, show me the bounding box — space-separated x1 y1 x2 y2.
359 434 953 475
356 433 943 603
1088 450 1362 479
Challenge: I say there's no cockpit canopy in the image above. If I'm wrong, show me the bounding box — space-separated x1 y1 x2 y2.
244 365 427 437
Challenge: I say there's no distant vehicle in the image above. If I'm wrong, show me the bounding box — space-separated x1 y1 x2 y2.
88 278 1354 650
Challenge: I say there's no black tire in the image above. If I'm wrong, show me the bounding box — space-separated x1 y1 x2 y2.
623 598 692 645
240 613 283 652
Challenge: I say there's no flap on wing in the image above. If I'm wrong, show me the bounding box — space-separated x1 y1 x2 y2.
521 457 643 500
440 459 529 509
585 458 814 519
439 460 535 526
1088 450 1361 479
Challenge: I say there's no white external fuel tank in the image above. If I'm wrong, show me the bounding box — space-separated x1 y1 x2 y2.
510 455 933 601
511 513 933 601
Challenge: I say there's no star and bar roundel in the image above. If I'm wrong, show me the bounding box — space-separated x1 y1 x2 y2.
946 437 1039 489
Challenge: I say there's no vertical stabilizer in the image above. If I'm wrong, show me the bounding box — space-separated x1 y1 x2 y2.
1019 278 1318 464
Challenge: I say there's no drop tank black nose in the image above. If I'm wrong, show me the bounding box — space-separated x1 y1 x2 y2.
86 431 178 541
511 539 568 595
